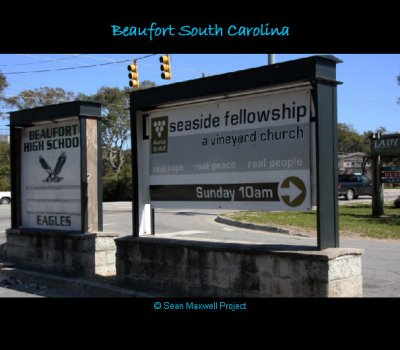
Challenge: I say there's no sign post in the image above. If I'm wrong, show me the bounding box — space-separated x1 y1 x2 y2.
116 56 363 297
370 132 400 216
10 101 104 232
4 101 115 277
130 55 342 250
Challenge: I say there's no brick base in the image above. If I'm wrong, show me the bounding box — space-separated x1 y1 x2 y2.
116 236 363 297
4 229 117 277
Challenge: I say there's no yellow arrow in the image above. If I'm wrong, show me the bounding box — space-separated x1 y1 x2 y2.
280 176 306 207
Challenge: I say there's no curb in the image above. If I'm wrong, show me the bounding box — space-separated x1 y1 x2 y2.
215 216 291 234
0 267 157 297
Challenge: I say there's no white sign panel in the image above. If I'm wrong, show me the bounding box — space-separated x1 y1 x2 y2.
149 88 312 211
21 119 81 230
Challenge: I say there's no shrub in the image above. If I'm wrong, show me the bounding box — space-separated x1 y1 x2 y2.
0 176 10 191
103 175 132 202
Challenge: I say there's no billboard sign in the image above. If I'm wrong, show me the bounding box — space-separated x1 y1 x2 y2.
20 119 81 230
149 88 312 211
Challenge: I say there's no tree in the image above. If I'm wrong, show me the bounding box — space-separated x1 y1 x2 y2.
337 123 368 154
77 81 156 177
375 126 388 135
77 86 130 177
397 74 400 105
0 72 8 118
139 80 157 89
5 87 75 110
0 72 7 100
0 140 10 190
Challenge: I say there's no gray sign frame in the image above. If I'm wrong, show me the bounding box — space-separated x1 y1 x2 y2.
130 55 342 250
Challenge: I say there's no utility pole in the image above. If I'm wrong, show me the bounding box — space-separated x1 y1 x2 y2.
268 54 276 65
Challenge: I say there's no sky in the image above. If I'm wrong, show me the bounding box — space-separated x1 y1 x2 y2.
0 54 399 135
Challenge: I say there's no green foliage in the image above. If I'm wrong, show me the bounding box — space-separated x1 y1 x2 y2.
103 174 132 202
397 74 400 105
5 87 75 110
0 72 7 99
78 86 130 176
0 177 9 191
78 81 155 178
0 72 8 118
0 141 10 190
139 80 157 89
338 123 368 153
102 149 132 201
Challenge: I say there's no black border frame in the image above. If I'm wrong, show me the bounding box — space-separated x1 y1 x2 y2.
130 55 341 249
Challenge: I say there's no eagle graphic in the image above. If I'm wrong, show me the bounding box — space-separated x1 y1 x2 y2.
39 152 67 183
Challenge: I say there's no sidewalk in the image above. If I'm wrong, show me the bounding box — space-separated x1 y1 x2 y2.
0 265 157 298
0 286 42 297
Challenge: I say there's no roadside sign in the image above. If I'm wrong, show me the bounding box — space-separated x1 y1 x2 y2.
381 166 400 183
382 166 400 171
131 55 341 248
371 134 400 157
20 120 82 230
148 88 311 211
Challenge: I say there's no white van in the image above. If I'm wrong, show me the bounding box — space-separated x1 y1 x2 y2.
0 191 11 205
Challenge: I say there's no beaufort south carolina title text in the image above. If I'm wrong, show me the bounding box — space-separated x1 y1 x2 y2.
111 22 290 41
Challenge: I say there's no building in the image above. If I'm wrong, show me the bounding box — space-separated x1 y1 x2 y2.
338 152 371 176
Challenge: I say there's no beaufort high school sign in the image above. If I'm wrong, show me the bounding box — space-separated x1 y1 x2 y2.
21 120 81 230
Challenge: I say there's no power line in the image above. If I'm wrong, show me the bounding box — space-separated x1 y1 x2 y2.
135 54 157 61
2 59 131 75
0 54 86 67
1 93 129 109
2 54 159 75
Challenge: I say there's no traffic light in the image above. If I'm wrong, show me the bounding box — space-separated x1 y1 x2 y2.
127 60 139 88
160 54 172 80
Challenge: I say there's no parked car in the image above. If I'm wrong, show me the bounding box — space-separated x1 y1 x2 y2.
395 195 400 208
0 191 11 205
338 174 373 200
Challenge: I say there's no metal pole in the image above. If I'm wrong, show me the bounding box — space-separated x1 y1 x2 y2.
268 54 276 65
151 206 155 235
371 132 384 216
315 80 340 249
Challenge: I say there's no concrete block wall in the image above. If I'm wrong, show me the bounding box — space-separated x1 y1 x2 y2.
116 236 363 297
4 229 117 277
95 233 117 276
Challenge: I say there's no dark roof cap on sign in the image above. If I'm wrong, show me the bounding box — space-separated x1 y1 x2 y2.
130 55 342 111
9 100 103 127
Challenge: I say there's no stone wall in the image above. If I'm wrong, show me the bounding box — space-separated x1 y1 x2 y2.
95 233 117 276
4 229 117 277
116 236 363 297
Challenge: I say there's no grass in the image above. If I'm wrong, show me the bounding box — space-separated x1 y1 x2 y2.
221 204 400 239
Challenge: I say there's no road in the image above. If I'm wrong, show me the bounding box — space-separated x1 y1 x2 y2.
1 189 400 297
339 189 400 205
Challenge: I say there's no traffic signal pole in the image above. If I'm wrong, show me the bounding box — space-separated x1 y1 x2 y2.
268 54 276 65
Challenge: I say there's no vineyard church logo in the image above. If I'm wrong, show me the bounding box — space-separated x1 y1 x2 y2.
154 119 166 138
39 151 67 183
151 116 168 154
